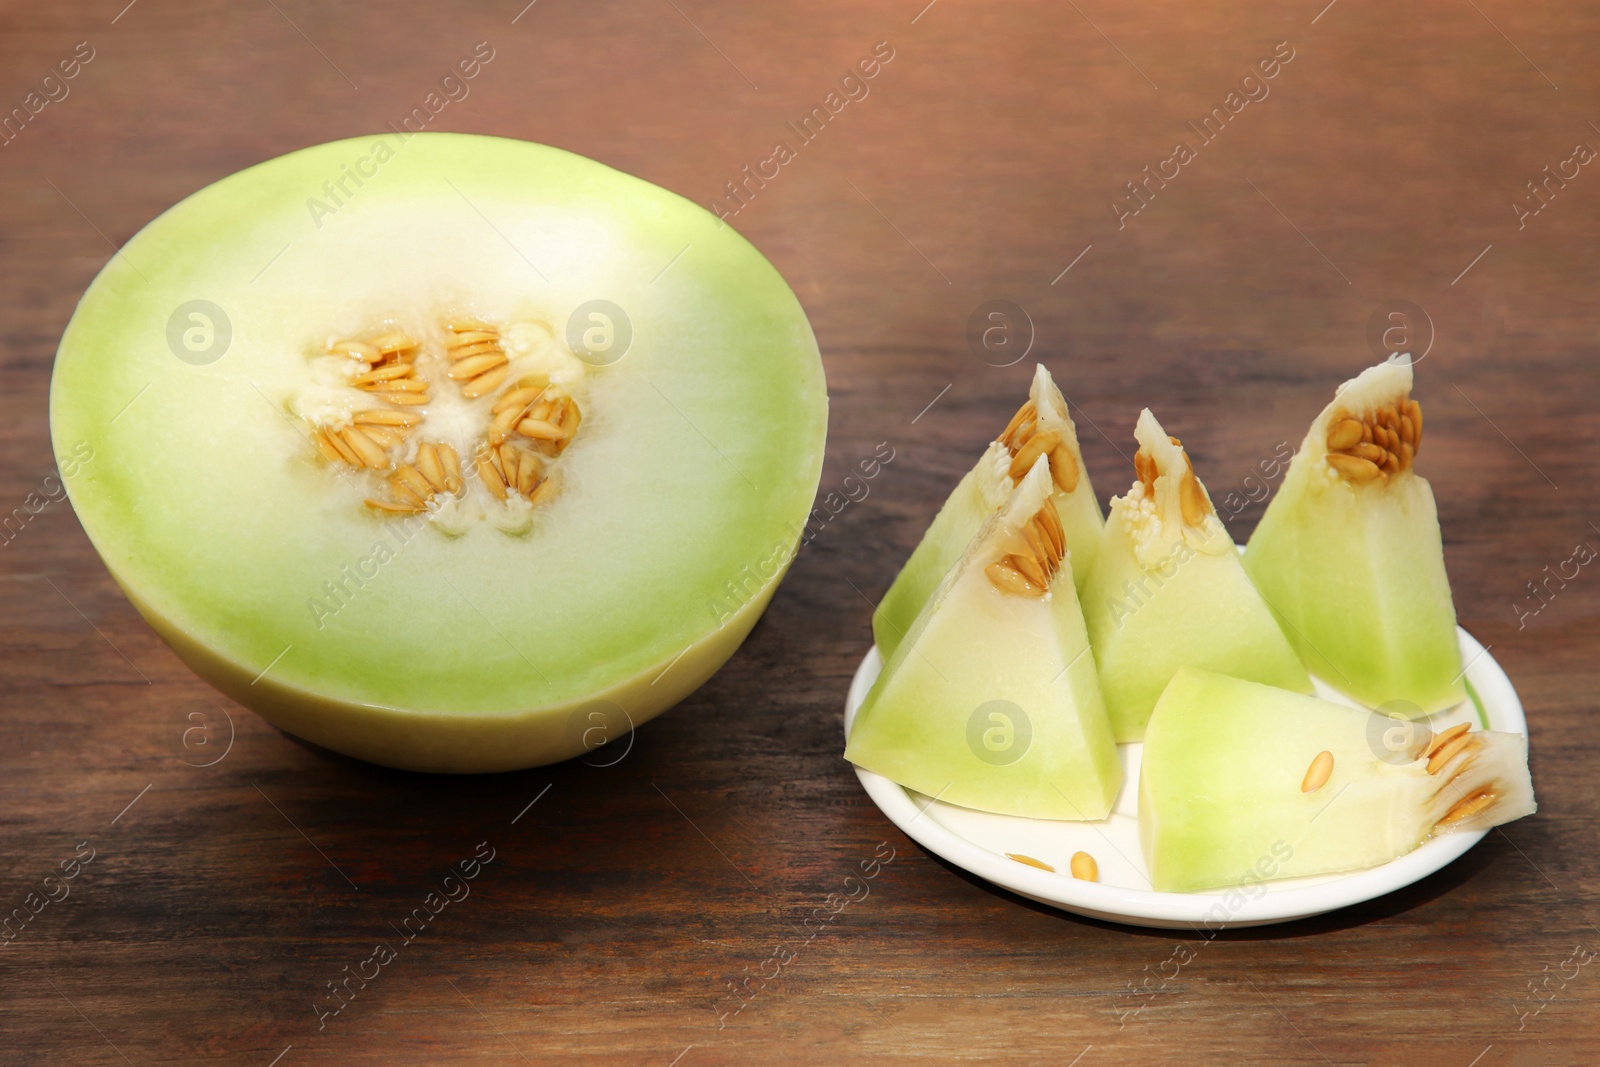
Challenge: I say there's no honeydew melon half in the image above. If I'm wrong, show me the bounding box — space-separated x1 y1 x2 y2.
1244 356 1463 713
49 133 827 772
846 457 1121 821
1082 410 1310 742
872 364 1102 659
1140 668 1535 893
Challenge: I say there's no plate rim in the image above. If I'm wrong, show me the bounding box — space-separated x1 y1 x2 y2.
843 628 1523 929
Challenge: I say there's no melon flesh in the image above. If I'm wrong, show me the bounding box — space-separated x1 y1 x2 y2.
873 364 1102 659
49 134 827 772
846 458 1121 821
1082 410 1310 741
1244 356 1463 713
1140 668 1535 893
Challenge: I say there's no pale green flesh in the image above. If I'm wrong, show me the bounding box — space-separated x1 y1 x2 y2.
1083 512 1311 742
848 462 1121 821
872 364 1105 661
1244 462 1463 713
873 444 1009 659
50 134 827 717
1141 669 1444 893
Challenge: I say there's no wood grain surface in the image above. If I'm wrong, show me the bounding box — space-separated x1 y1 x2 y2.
2 1 1597 1064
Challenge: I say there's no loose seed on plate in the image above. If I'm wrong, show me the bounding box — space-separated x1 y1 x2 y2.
1069 851 1098 882
1006 853 1055 872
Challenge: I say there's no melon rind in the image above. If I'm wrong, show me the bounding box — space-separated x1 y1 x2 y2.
49 134 827 772
1140 668 1535 893
1083 410 1310 742
1243 357 1464 713
872 443 1011 658
872 365 1103 660
847 459 1121 821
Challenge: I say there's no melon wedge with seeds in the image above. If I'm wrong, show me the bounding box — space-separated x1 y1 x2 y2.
846 457 1121 821
1140 668 1535 893
1244 355 1463 713
1081 410 1310 742
49 133 827 772
873 364 1102 659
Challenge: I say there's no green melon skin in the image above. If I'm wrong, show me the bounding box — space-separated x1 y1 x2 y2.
847 459 1121 821
49 133 827 772
872 442 1011 658
1083 411 1310 742
1244 359 1463 713
1140 669 1535 893
872 364 1103 661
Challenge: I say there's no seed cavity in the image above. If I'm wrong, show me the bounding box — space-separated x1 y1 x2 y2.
1325 396 1423 484
1133 435 1211 530
1301 750 1334 793
305 317 585 527
1006 852 1055 872
1069 851 1098 882
1000 399 1082 493
985 502 1067 597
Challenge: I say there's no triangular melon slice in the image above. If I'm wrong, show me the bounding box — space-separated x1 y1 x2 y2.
846 456 1121 821
1244 356 1463 713
873 364 1103 659
1140 668 1536 893
1082 410 1310 742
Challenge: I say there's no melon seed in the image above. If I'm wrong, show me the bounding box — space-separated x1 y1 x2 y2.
1301 750 1334 793
1326 418 1363 451
985 560 1039 597
1069 851 1098 882
1007 853 1055 872
1327 453 1384 481
309 320 583 519
1424 722 1470 759
1048 443 1080 493
1437 788 1496 826
1008 430 1062 481
1427 729 1476 775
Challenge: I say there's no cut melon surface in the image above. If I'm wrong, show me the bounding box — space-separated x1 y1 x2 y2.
846 458 1121 821
1082 410 1310 741
1244 356 1463 713
873 364 1102 658
1140 668 1535 893
50 133 827 772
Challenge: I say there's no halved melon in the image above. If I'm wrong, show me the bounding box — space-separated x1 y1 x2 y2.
49 133 827 772
1244 356 1463 713
846 457 1121 821
1082 410 1310 741
1140 668 1535 893
872 364 1102 658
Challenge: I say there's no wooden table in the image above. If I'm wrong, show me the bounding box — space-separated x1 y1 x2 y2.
2 1 1595 1063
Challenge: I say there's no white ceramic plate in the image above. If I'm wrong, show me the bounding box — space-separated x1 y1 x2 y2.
843 628 1521 929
